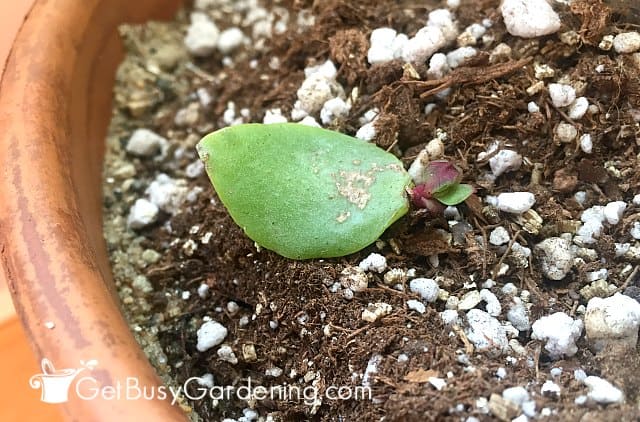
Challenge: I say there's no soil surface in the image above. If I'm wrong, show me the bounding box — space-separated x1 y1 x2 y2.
103 1 640 421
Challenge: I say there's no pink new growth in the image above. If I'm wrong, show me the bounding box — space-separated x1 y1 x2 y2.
410 160 469 213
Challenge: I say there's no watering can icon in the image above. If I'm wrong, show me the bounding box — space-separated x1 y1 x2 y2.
29 359 98 403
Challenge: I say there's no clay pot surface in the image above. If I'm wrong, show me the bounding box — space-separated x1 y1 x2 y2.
0 0 187 420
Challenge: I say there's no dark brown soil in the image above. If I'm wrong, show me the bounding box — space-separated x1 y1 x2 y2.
104 0 640 420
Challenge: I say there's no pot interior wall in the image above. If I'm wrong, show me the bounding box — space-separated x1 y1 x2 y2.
0 0 187 420
72 0 186 289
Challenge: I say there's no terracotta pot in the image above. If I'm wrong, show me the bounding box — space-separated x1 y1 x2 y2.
0 0 187 420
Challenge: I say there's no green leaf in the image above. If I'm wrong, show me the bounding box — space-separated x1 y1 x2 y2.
432 183 473 206
197 123 412 260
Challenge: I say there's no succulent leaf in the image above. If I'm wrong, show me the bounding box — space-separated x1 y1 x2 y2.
197 123 412 259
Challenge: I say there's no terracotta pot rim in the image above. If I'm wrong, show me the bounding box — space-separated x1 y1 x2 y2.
0 0 186 420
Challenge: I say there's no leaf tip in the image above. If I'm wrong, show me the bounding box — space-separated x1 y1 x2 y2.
195 141 210 165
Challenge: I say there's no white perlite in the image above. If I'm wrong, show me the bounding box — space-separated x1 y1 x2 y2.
184 12 220 57
296 61 342 115
446 47 477 68
583 376 624 404
510 242 531 268
263 108 288 124
465 309 509 356
242 409 258 422
196 321 228 352
502 283 518 295
568 97 589 120
146 174 189 215
427 9 459 43
534 237 573 280
355 121 377 141
586 268 608 282
585 293 640 352
383 268 406 285
500 0 561 39
185 160 205 179
429 377 447 391
583 204 606 223
265 367 283 378
227 301 239 314
615 243 631 257
441 309 461 326
132 275 153 294
489 149 522 177
603 201 626 225
444 206 461 221
631 221 640 240
358 253 387 273
541 380 561 397
125 129 168 157
305 60 338 79
457 23 486 46
507 299 531 331
127 199 159 229
531 312 583 359
613 32 640 54
548 83 576 108
320 97 351 125
340 266 369 292
626 245 640 259
534 62 555 79
480 289 502 317
362 354 382 387
477 140 499 162
299 116 321 127
362 302 392 322
577 205 605 244
458 290 482 311
555 123 577 143
196 373 214 388
444 296 460 309
407 299 426 314
410 278 440 302
579 134 593 154
427 53 449 79
217 27 245 54
599 35 614 51
367 28 404 65
217 345 238 364
502 386 530 407
402 26 447 64
197 283 209 298
496 192 536 214
400 9 458 64
489 226 510 246
408 138 445 184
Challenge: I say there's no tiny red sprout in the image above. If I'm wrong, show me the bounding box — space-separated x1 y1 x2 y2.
424 160 463 195
411 193 446 214
410 160 473 213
